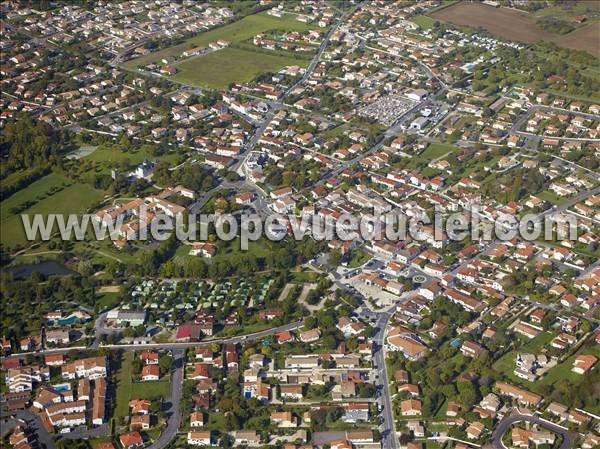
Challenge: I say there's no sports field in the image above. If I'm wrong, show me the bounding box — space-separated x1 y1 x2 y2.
172 47 306 88
124 12 315 69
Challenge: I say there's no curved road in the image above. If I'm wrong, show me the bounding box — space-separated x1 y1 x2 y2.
490 413 573 449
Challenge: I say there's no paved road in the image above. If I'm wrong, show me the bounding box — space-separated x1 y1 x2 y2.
371 309 399 449
56 423 109 440
489 412 572 449
146 349 184 449
10 320 304 359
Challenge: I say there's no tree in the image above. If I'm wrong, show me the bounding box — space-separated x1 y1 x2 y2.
159 355 173 375
328 249 342 267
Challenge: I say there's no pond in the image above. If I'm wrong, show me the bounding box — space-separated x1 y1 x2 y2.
6 261 79 279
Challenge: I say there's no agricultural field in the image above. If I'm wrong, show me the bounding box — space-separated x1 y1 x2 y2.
123 12 316 69
0 173 105 248
171 47 306 88
431 3 555 43
554 23 600 57
431 2 600 56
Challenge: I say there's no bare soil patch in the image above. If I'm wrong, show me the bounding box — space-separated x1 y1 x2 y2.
431 2 554 43
432 2 599 56
555 22 600 57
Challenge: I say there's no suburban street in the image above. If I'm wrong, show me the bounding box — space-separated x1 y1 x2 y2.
146 349 184 449
371 309 399 449
489 412 573 449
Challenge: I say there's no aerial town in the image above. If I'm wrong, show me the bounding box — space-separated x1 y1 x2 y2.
0 1 599 449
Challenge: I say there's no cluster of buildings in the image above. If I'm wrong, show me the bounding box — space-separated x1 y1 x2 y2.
94 184 194 249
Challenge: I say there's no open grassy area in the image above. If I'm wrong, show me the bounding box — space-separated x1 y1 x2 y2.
96 292 121 310
412 14 437 29
537 344 600 388
0 173 105 248
419 142 457 161
84 145 180 171
290 270 320 283
172 236 274 265
115 352 134 418
408 142 458 168
130 380 171 399
123 12 315 69
536 190 570 206
171 47 306 88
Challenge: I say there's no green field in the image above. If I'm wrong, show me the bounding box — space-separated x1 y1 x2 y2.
412 14 437 29
0 173 105 248
172 47 306 88
84 146 180 170
124 12 316 69
131 380 171 399
115 352 134 418
536 190 570 206
408 142 458 169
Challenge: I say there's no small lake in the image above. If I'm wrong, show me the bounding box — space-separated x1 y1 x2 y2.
5 261 80 279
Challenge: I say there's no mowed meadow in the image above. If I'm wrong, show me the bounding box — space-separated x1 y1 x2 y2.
172 47 305 88
431 2 599 57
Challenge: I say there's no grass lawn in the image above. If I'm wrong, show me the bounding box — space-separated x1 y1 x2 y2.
171 47 307 88
173 236 274 265
115 352 134 418
96 292 121 310
521 331 555 352
84 146 180 170
536 190 570 206
290 270 320 283
537 345 600 388
130 380 171 399
410 142 457 167
412 14 437 29
493 332 555 378
75 239 144 265
123 12 315 69
1 173 105 248
115 352 171 419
